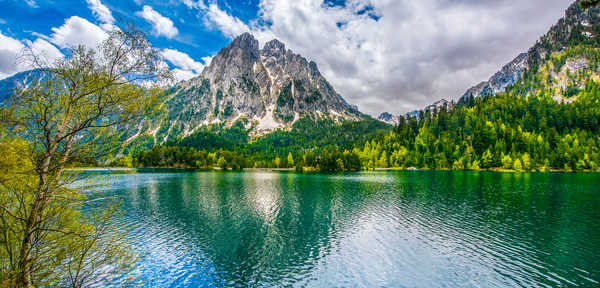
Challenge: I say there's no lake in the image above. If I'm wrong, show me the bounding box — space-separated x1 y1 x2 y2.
85 170 600 287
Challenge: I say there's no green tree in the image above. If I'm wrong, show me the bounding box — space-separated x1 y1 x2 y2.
336 158 345 171
274 157 281 168
513 158 523 171
581 0 600 9
287 152 294 167
522 153 531 171
217 156 228 169
0 24 171 287
481 149 493 169
502 154 513 169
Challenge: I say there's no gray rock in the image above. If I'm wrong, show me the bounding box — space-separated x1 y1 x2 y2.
377 112 398 125
459 53 528 102
127 33 364 143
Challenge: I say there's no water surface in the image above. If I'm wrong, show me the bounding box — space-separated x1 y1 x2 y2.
86 170 600 287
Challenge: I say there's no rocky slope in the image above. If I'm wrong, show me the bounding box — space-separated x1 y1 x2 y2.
377 112 399 125
0 69 43 103
459 53 528 101
127 33 362 144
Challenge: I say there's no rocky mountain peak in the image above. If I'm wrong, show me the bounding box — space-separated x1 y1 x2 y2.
127 33 364 143
377 112 399 125
229 32 259 54
263 39 286 55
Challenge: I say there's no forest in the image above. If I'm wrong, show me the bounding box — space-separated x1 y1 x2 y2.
128 46 600 172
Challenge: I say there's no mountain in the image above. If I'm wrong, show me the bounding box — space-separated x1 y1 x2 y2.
424 99 449 113
0 69 43 103
380 99 451 122
356 1 600 172
377 112 399 125
459 53 528 101
0 34 387 160
378 53 526 121
460 1 600 103
125 33 363 147
380 0 600 120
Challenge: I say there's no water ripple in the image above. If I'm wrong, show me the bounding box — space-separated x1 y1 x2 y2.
81 170 600 287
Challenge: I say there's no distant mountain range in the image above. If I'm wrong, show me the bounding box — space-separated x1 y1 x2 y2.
378 99 450 124
3 0 598 152
378 0 600 124
0 69 43 103
378 52 527 124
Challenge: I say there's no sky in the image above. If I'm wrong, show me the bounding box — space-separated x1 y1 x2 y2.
0 0 574 115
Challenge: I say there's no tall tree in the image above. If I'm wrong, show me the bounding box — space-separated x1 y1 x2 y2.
580 0 600 9
0 23 172 287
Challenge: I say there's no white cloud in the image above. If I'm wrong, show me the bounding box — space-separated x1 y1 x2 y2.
201 56 212 66
199 0 572 115
0 31 63 80
172 68 198 81
27 38 64 64
50 16 108 49
136 5 179 39
162 48 204 72
24 0 38 8
0 31 26 79
85 0 115 25
205 4 251 39
161 48 210 81
181 0 206 10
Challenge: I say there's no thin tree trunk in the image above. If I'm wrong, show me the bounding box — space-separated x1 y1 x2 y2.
16 151 52 287
16 133 73 287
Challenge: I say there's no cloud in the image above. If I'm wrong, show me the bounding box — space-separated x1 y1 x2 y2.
27 38 64 63
181 0 206 10
50 16 108 49
161 48 208 81
201 0 572 115
24 0 38 8
136 5 179 39
85 0 114 25
0 31 26 79
0 31 63 80
172 68 198 81
205 4 251 39
162 48 205 72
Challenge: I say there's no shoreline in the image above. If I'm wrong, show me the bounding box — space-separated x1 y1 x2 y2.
68 167 599 173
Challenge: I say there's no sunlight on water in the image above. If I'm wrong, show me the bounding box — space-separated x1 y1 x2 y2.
83 170 600 287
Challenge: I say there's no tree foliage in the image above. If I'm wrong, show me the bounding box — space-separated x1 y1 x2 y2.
349 48 600 172
581 0 600 9
0 23 171 287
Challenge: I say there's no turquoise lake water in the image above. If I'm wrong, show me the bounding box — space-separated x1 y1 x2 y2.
85 170 600 287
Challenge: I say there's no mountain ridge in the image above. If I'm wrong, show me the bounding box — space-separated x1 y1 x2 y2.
379 0 600 122
124 33 365 146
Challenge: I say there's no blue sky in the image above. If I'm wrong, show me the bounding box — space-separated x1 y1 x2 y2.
0 0 574 115
0 0 257 74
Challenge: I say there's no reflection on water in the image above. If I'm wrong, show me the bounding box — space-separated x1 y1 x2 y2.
85 170 600 287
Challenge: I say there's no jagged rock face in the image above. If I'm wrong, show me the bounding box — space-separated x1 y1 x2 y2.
424 99 449 112
157 33 361 139
393 99 450 120
377 112 399 125
459 53 528 101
